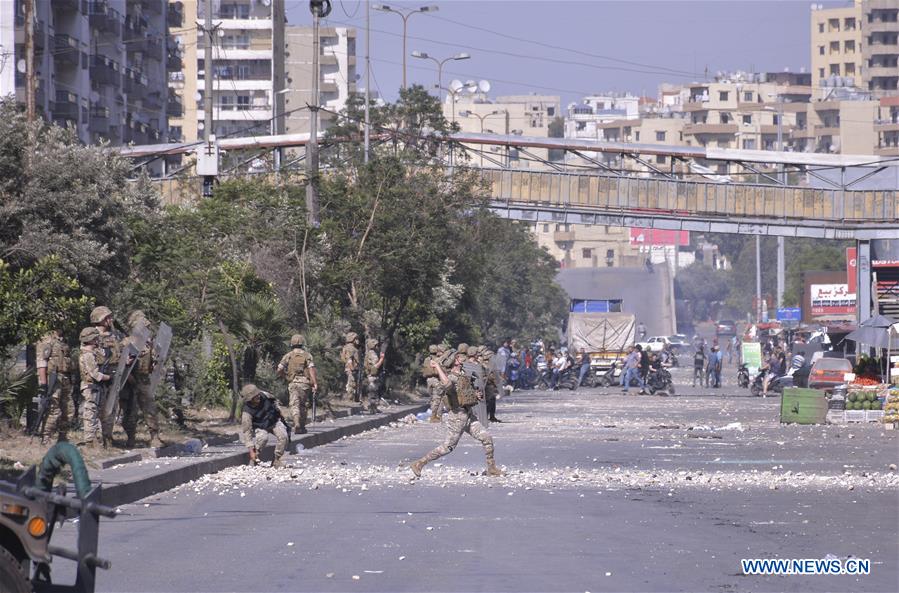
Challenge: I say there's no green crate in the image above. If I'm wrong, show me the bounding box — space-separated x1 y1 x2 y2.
780 388 828 425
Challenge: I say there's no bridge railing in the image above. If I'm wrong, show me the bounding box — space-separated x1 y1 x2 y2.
482 169 899 223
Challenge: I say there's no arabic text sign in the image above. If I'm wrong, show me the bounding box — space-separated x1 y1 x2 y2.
810 283 856 316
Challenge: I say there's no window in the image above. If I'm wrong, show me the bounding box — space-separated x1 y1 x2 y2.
542 224 549 233
772 114 779 125
582 248 592 259
655 131 666 141
547 106 555 116
819 45 825 55
237 95 250 110
219 95 234 110
635 131 640 141
845 17 855 30
742 138 756 149
830 64 840 75
742 114 752 125
830 41 840 54
819 68 825 78
845 62 855 75
719 91 729 102
656 155 666 164
828 18 839 31
818 22 824 33
721 112 731 124
743 91 753 101
845 40 855 52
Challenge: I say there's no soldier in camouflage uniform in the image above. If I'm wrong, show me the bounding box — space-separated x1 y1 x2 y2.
240 384 289 469
363 338 385 414
35 328 74 441
422 344 445 423
480 347 503 423
121 310 164 449
77 327 111 447
409 351 504 478
340 332 360 401
277 334 317 434
84 306 125 448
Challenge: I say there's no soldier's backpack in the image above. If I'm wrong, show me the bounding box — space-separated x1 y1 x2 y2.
287 349 311 381
453 372 479 407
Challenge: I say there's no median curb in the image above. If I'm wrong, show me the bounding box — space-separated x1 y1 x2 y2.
98 402 429 508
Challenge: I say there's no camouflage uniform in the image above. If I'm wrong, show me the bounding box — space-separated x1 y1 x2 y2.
77 328 109 446
340 332 360 401
81 306 123 446
35 331 74 440
239 384 289 467
422 344 445 422
277 335 315 433
121 312 162 448
410 359 503 478
363 338 383 413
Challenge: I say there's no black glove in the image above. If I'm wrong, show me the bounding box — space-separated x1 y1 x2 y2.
38 383 48 399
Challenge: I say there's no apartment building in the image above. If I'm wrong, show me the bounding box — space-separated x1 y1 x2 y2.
167 0 285 144
446 93 560 168
811 2 863 90
0 0 170 146
282 26 356 136
875 95 899 155
565 94 640 140
812 1 899 96
531 222 644 270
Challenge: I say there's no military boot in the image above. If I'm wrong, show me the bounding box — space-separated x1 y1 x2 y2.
125 434 136 449
149 432 165 448
485 460 505 477
429 413 441 423
272 456 284 469
102 435 114 450
410 458 427 477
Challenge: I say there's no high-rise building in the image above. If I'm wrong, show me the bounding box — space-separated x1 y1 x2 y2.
861 0 899 96
282 26 357 136
810 1 864 91
167 0 285 144
0 0 171 146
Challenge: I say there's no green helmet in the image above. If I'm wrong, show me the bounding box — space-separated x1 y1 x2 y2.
90 306 113 324
240 384 262 402
345 331 358 343
467 345 479 357
428 344 439 354
79 327 100 345
366 338 378 349
127 309 147 329
456 343 469 354
290 334 305 347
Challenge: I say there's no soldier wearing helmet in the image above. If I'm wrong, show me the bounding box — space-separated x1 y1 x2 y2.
83 305 126 448
77 326 111 448
362 337 385 414
239 384 289 468
120 310 163 449
276 334 317 434
421 344 445 423
339 332 360 402
34 326 74 442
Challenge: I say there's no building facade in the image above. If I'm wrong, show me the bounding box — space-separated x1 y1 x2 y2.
0 0 171 146
861 0 899 96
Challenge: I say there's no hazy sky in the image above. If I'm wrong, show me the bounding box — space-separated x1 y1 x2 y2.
285 0 847 108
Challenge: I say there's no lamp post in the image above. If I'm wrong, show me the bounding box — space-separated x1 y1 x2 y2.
373 4 438 88
459 109 503 166
411 50 469 100
765 93 786 310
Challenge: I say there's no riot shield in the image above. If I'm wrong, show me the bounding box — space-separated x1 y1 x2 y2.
147 322 173 398
462 361 489 425
104 323 150 417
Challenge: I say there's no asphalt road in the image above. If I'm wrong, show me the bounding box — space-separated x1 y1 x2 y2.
51 369 899 593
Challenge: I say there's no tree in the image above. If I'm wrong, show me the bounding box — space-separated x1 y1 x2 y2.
674 262 729 321
548 116 565 161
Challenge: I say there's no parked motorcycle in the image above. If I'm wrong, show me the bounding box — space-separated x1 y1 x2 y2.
646 367 675 395
737 364 750 388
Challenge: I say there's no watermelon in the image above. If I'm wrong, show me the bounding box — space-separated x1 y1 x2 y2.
866 392 876 402
872 400 883 410
848 393 858 403
862 401 872 410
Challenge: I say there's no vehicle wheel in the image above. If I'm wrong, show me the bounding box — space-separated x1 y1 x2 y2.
598 376 611 387
0 546 31 593
750 384 761 397
668 385 676 395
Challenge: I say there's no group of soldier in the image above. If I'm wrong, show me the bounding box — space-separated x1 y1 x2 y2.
36 306 163 449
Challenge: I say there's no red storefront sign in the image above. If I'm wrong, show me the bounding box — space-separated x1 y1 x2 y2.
629 228 689 246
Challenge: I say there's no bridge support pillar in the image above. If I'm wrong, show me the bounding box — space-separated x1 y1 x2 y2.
776 236 784 310
857 240 871 323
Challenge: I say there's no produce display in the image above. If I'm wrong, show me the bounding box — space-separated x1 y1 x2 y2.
884 389 899 425
845 391 883 411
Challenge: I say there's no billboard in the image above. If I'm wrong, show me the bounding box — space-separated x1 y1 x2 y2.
629 228 689 246
810 283 856 316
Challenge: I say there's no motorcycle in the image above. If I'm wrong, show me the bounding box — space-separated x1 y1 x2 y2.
646 366 675 395
750 369 786 397
582 364 618 388
737 364 750 388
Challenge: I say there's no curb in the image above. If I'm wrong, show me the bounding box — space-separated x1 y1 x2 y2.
99 403 428 508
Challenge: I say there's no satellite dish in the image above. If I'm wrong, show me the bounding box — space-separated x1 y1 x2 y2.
478 80 491 94
217 28 225 37
449 79 463 92
262 0 272 5
194 92 202 101
17 59 26 74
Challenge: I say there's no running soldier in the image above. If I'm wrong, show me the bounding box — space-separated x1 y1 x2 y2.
340 332 360 401
35 328 74 441
363 338 385 414
77 327 111 448
409 352 503 478
121 310 164 448
277 334 317 434
240 384 289 469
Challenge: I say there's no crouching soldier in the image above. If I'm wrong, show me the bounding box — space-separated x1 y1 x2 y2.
409 353 504 478
240 384 290 469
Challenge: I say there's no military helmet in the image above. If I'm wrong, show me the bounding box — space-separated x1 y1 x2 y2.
366 338 378 349
90 306 113 324
290 334 305 347
79 327 100 344
436 344 447 353
457 343 469 354
240 384 262 402
345 331 358 343
126 309 147 329
467 345 479 357
428 344 439 354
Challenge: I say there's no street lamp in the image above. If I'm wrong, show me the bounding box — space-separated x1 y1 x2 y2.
411 50 469 100
373 4 438 89
459 109 504 166
439 79 477 125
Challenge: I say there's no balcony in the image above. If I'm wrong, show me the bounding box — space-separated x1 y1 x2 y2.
168 2 184 27
682 100 710 112
868 65 899 79
790 127 815 139
90 104 110 133
124 15 148 40
553 230 575 243
683 122 738 135
141 0 162 14
874 145 899 156
205 106 273 120
321 80 338 94
167 94 183 117
123 68 149 96
90 55 121 86
52 91 79 121
876 120 899 131
167 48 183 70
867 20 899 34
87 1 122 35
814 124 841 135
53 34 81 66
143 91 163 112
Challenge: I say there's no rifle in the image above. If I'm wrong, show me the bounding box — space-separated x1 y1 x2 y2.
31 371 56 443
103 323 150 418
311 386 317 424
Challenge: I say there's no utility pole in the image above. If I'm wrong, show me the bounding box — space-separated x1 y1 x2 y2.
364 0 370 164
307 1 332 226
24 0 35 123
203 0 213 143
775 100 784 311
756 235 762 323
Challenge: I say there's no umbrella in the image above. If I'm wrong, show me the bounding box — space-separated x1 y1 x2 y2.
859 314 896 329
845 325 893 349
